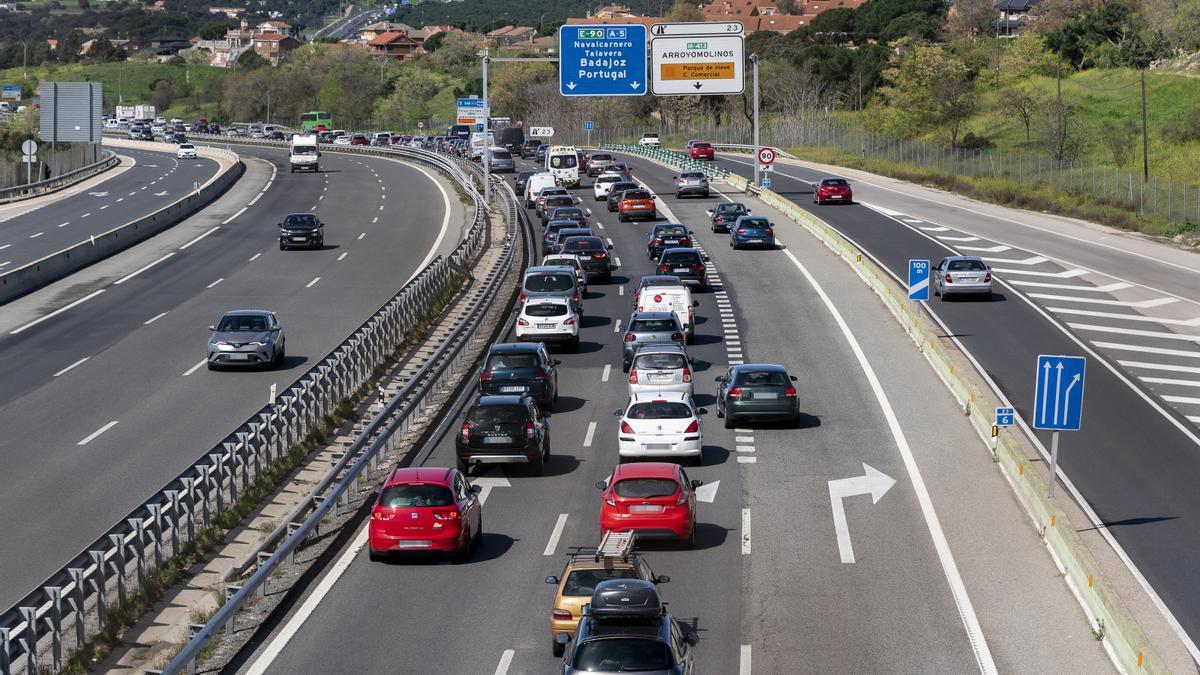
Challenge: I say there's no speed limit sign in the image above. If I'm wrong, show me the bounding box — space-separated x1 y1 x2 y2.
757 147 775 164
417 121 425 129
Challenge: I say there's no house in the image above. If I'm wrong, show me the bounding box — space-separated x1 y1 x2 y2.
257 20 293 37
252 33 301 65
208 6 244 18
367 31 424 61
421 25 462 37
149 36 191 56
486 25 537 46
704 0 860 31
993 0 1039 35
498 34 557 56
590 4 637 18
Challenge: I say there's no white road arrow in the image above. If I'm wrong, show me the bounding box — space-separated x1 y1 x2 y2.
470 475 511 504
828 463 896 564
695 479 720 503
1053 361 1064 425
87 191 109 197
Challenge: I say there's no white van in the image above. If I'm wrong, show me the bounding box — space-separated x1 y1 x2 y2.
469 130 495 161
545 145 580 187
289 134 320 172
635 283 698 344
524 172 560 208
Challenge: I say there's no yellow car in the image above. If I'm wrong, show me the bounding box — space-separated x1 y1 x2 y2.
544 531 669 656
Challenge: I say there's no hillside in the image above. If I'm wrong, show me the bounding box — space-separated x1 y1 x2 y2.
0 62 232 119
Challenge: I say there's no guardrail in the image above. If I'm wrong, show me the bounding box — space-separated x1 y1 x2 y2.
603 143 731 181
0 149 119 204
0 144 490 674
706 143 797 160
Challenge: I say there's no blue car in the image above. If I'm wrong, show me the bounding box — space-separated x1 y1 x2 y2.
729 215 775 250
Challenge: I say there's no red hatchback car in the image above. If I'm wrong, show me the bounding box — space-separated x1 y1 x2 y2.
596 462 702 548
814 177 853 204
688 142 714 161
368 466 482 561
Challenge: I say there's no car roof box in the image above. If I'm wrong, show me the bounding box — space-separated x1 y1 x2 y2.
589 579 662 619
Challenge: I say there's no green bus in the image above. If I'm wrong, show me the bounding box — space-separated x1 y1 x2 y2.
300 111 332 131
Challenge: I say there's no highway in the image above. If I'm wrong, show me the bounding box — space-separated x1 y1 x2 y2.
707 151 1200 655
0 147 218 274
0 144 460 608
229 153 1110 674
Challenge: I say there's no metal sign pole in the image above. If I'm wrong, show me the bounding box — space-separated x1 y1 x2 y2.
751 54 760 188
1048 431 1060 499
481 52 490 204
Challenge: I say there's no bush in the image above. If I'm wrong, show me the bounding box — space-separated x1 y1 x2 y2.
958 132 993 150
1161 107 1200 143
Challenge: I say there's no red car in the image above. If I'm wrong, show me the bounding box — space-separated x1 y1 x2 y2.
596 462 702 548
688 142 714 161
368 466 483 561
814 177 853 204
350 134 369 146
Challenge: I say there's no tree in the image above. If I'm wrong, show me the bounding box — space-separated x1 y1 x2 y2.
1171 0 1200 50
60 30 84 63
879 11 941 43
873 39 977 146
422 32 447 52
1037 99 1089 163
943 0 995 37
198 20 233 40
1100 118 1138 167
237 48 268 69
809 8 857 36
375 67 444 126
150 78 173 109
999 31 1057 87
666 0 704 22
1000 87 1042 143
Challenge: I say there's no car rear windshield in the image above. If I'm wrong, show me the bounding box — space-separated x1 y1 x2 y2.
611 183 638 194
525 303 568 317
626 401 692 419
540 188 568 198
662 251 700 264
590 154 612 161
614 478 679 499
525 273 575 292
564 569 640 597
623 190 651 200
485 353 539 371
378 484 453 508
948 259 987 271
217 315 267 332
681 172 705 179
492 149 512 159
634 352 687 370
597 175 620 184
694 143 712 149
822 179 848 186
553 208 584 219
546 196 574 206
631 318 677 332
572 639 672 671
655 225 687 236
468 404 527 424
739 218 770 228
563 237 604 252
736 370 789 386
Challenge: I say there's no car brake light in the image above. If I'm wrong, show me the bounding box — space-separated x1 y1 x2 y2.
535 369 550 381
675 490 689 505
605 494 616 507
692 264 705 271
460 422 471 442
573 292 580 304
433 509 460 521
595 252 608 259
735 229 746 234
984 272 992 283
564 317 575 326
683 367 692 383
552 609 572 621
624 333 635 342
524 422 536 439
652 237 661 245
671 332 684 341
620 421 635 434
785 386 797 397
764 229 774 235
629 368 639 384
945 274 953 284
658 265 669 273
519 292 526 303
517 318 529 326
480 371 493 381
684 419 698 434
728 387 742 398
371 507 395 520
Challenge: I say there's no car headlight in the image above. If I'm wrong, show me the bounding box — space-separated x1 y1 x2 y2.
248 341 268 347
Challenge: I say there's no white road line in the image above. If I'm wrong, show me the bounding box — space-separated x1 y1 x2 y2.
920 226 949 232
1050 307 1200 326
737 455 756 463
11 289 105 335
54 357 90 377
602 364 611 382
735 436 754 442
729 360 744 365
936 235 980 242
544 514 569 555
222 207 248 225
248 192 263 206
959 244 1012 253
182 359 206 376
618 285 624 296
494 650 515 675
180 226 220 249
583 421 597 447
606 237 614 246
358 232 366 240
1164 395 1200 405
58 221 70 228
99 205 109 210
779 246 997 674
1069 323 1200 341
29 231 43 238
144 311 168 325
980 255 1048 266
740 644 752 675
1094 342 1200 358
1142 377 1200 388
371 216 378 223
597 223 605 229
337 252 348 261
736 445 755 453
614 319 622 333
1030 293 1178 308
1121 361 1200 374
1189 416 1200 423
741 509 752 555
206 277 224 289
116 197 124 203
378 204 384 210
249 253 262 262
0 245 9 250
114 252 176 285
306 277 321 288
1011 280 1132 292
990 267 1087 278
78 421 118 446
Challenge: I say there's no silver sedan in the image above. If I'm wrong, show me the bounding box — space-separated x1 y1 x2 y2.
932 256 993 300
207 310 286 370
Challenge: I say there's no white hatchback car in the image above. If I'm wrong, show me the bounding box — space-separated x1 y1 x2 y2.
627 343 693 398
593 174 622 201
333 135 352 145
515 296 580 352
614 391 704 464
177 143 197 159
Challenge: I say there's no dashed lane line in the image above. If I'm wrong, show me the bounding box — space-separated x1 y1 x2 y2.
182 359 206 376
249 253 262 262
602 364 611 382
741 509 752 555
144 312 168 325
583 421 597 447
544 514 569 555
78 421 119 446
114 252 176 285
306 277 321 288
53 356 90 377
206 278 224 289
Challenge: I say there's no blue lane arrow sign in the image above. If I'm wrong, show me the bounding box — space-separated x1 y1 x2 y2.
584 120 594 131
996 407 1015 427
559 25 648 97
908 259 930 301
1033 355 1085 431
761 177 771 188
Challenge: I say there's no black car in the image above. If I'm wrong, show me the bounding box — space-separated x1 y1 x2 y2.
715 363 801 428
521 139 542 158
548 206 587 227
279 212 324 250
543 220 584 256
478 343 560 410
560 235 614 283
559 579 697 674
515 171 536 195
606 181 640 212
541 195 577 226
550 228 594 255
655 248 708 291
708 202 750 233
456 394 551 476
498 126 525 153
267 130 286 141
646 223 693 261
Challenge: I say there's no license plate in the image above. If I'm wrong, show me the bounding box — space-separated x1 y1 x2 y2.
396 540 431 548
228 353 252 361
629 504 664 513
500 385 526 393
644 443 671 451
747 239 763 243
484 436 512 444
537 323 556 329
664 240 680 245
960 276 977 282
756 392 779 400
291 237 306 241
674 268 689 273
829 195 844 199
650 374 672 382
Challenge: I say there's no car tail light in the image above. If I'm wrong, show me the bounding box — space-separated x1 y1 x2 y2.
552 609 572 621
519 292 526 303
624 333 635 342
534 369 550 381
517 318 529 326
564 317 575 326
480 371 493 381
728 386 742 399
945 274 953 284
605 494 616 507
629 368 639 384
460 422 471 442
684 419 699 434
652 237 661 245
735 229 746 234
371 507 395 520
683 367 692 383
572 292 580 304
620 421 635 434
433 509 460 521
594 252 608 259
785 386 797 397
675 489 689 505
658 264 669 273
764 229 774 235
671 332 684 342
692 264 705 271
984 272 992 283
524 422 536 439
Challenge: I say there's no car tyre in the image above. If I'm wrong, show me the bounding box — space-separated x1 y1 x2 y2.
703 191 710 198
279 242 286 250
686 331 695 345
569 336 580 353
530 443 546 476
368 547 385 562
724 413 736 429
552 639 566 658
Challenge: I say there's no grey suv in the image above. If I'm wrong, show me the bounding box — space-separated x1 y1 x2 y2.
586 152 615 176
207 310 286 370
621 311 685 372
521 266 583 314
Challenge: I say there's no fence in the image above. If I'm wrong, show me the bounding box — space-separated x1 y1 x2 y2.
0 142 492 674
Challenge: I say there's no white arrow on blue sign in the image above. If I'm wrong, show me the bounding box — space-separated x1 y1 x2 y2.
584 120 593 131
761 178 771 188
908 259 930 301
995 407 1015 427
559 25 648 97
1033 355 1085 431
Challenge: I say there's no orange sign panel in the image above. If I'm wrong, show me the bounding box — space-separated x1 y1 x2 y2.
658 62 735 80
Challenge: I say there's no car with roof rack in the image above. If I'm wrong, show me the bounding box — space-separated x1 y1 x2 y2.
559 578 698 673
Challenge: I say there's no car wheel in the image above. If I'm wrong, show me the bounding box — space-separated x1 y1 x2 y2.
939 290 948 302
684 526 696 550
724 413 736 429
279 242 286 250
552 639 566 658
530 445 545 476
570 336 580 352
622 360 631 373
703 192 710 198
675 192 681 199
618 214 626 222
207 362 217 371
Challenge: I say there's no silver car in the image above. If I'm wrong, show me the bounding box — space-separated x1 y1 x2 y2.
932 256 993 301
621 311 684 372
207 310 286 370
628 343 693 397
488 147 515 173
521 265 583 314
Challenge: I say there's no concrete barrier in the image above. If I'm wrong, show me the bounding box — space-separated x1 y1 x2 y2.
0 146 243 305
0 151 120 205
725 170 1165 674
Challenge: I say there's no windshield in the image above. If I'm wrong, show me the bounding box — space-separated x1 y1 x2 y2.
634 352 687 370
948 259 987 271
822 179 848 187
525 273 574 293
283 214 318 229
217 314 268 332
468 404 527 424
739 218 770 229
614 478 679 499
572 638 672 671
293 146 317 155
485 353 539 371
525 303 568 317
550 154 578 169
564 569 640 596
631 318 677 332
735 370 789 386
563 237 603 252
492 150 512 159
626 401 692 419
662 251 699 264
377 484 453 508
623 190 651 200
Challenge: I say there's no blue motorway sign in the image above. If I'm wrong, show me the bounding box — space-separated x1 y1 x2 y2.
1033 355 1086 431
584 120 594 131
761 178 771 188
995 407 1015 427
559 25 647 97
456 98 484 109
908 259 930 301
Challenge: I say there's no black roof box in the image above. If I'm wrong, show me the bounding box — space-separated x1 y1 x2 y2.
590 579 662 619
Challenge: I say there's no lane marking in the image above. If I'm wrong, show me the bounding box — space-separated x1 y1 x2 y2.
248 192 264 206
1050 307 1200 326
54 356 90 377
544 514 569 555
779 245 997 674
614 319 622 333
583 421 597 447
742 509 752 555
736 436 754 442
100 205 109 210
740 644 752 675
1012 280 1132 292
180 226 220 249
1142 377 1200 388
1094 342 1200 358
114 252 176 285
0 244 10 250
1164 395 1200 405
989 267 1086 278
358 232 366 240
144 311 168 325
11 289 105 335
980 255 1048 265
182 359 206 376
736 445 755 453
78 420 119 446
249 253 262 262
1122 361 1200 374
614 256 622 267
1031 293 1178 308
29 231 43 239
206 278 224 289
737 455 756 463
494 650 515 675
602 364 611 382
306 277 321 288
1068 323 1200 341
371 217 378 224
959 244 1011 253
618 286 624 296
337 252 348 261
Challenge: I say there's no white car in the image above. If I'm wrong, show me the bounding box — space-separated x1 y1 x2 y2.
542 254 588 293
515 296 580 352
333 135 352 145
635 282 697 344
615 391 703 463
593 174 622 201
177 143 198 159
639 133 661 147
627 343 693 398
524 172 560 208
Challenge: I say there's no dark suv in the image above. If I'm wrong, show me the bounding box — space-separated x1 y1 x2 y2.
456 394 551 475
541 195 577 226
606 181 640 212
560 235 614 283
656 248 709 291
521 139 542 158
646 224 693 261
559 579 697 674
279 212 325 250
479 343 560 410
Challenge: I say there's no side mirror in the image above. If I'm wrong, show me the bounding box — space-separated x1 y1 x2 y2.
208 325 216 331
470 484 482 494
545 575 560 584
612 408 622 417
697 407 708 415
702 255 711 262
705 209 713 216
595 480 608 490
655 575 671 584
684 630 700 647
692 300 699 307
770 222 776 228
690 479 704 489
715 376 724 383
746 208 752 213
790 375 798 381
607 244 614 250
